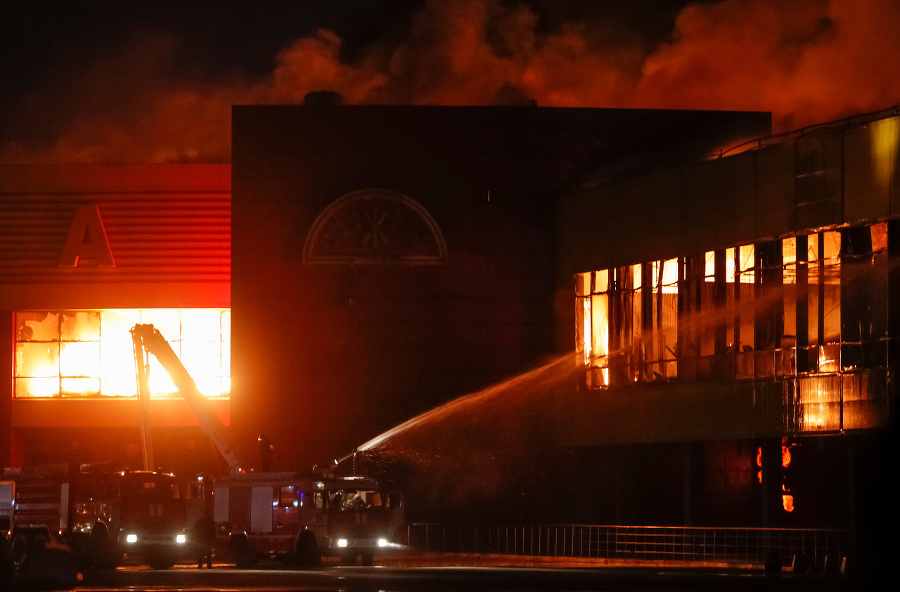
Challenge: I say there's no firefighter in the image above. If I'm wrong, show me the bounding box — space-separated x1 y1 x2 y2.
192 513 215 569
258 434 274 471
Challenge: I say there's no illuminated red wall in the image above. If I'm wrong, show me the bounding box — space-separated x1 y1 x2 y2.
0 164 231 471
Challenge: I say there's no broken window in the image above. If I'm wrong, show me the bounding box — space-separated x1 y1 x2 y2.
14 309 231 399
701 251 717 360
575 260 678 387
641 259 678 382
574 221 889 432
816 231 842 372
779 237 798 377
576 271 610 388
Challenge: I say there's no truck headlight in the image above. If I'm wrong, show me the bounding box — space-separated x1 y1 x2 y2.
377 538 389 547
176 534 187 544
337 538 348 548
126 534 138 544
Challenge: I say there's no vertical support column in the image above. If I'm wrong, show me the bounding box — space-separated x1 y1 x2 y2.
887 220 900 396
796 235 810 372
682 441 703 526
682 442 692 526
714 250 727 355
756 241 783 352
757 438 784 527
608 268 623 386
0 311 12 469
678 255 700 378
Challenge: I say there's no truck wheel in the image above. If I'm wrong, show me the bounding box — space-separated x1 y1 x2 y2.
86 524 122 571
1 532 19 584
145 547 178 570
10 533 28 565
229 535 256 569
294 531 320 568
32 532 50 551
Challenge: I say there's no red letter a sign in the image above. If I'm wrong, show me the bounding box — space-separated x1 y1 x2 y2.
58 204 115 267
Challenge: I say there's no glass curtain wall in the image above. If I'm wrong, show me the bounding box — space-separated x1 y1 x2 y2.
575 222 890 432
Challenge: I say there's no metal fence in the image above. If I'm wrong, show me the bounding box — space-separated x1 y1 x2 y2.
405 524 861 569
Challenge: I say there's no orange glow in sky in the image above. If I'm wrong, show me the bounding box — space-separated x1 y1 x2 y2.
2 0 898 164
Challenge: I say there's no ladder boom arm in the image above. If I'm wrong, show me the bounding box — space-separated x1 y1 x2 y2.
131 323 245 476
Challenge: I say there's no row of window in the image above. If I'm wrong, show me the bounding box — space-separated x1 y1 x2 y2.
576 223 890 389
14 309 230 399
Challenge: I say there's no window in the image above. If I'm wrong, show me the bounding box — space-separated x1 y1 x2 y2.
576 259 677 387
14 309 230 399
576 271 610 388
574 222 890 432
279 486 296 507
576 224 883 380
646 259 678 380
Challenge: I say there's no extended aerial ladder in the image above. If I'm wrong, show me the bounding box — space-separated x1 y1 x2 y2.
130 323 246 477
130 324 404 567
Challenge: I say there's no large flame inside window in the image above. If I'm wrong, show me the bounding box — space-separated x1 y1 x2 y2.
14 309 230 399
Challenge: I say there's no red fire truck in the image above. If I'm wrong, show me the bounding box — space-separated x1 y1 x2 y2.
130 323 405 567
211 471 402 566
1 463 188 570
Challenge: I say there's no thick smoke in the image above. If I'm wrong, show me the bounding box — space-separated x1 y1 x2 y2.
2 0 899 163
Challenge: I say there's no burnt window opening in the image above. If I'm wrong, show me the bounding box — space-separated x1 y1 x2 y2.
575 221 891 433
14 309 231 399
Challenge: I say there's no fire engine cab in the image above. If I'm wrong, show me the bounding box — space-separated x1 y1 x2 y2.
130 323 405 567
2 464 187 570
213 472 402 566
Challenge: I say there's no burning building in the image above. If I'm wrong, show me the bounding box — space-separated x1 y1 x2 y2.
228 103 769 520
1 102 895 530
0 164 231 473
559 105 900 527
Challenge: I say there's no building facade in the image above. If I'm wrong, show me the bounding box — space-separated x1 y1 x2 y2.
13 104 870 527
557 107 900 527
0 164 231 475
230 104 770 520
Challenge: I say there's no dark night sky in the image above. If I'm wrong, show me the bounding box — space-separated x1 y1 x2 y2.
1 0 898 163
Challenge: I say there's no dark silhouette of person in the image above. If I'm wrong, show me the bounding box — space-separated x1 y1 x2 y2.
193 514 215 569
258 434 274 471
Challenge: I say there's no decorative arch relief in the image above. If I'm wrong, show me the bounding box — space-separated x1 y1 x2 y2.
303 189 447 265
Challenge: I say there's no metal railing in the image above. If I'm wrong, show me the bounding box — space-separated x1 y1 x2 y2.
405 524 861 569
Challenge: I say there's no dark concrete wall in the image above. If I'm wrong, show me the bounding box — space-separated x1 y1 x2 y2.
232 106 557 470
231 105 770 471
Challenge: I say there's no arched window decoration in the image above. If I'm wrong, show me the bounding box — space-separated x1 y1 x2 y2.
303 189 447 265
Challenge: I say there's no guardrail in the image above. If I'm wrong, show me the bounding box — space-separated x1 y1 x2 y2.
405 524 861 571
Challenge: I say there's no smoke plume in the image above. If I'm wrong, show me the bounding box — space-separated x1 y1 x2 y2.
3 0 899 163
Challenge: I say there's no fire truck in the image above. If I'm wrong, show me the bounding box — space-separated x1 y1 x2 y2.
130 323 404 567
211 471 402 566
1 463 188 570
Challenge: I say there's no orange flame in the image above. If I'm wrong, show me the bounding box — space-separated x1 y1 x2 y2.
16 309 230 399
781 437 796 512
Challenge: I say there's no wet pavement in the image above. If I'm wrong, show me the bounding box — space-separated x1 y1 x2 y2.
66 551 861 592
